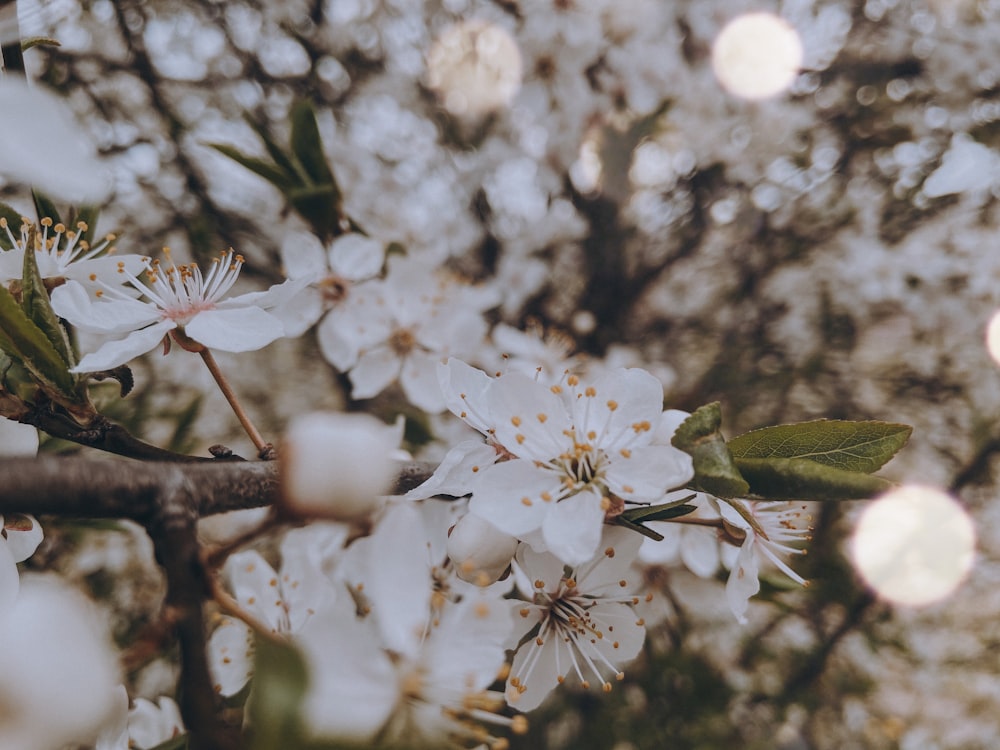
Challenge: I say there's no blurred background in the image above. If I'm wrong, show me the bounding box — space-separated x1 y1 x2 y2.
10 0 1000 747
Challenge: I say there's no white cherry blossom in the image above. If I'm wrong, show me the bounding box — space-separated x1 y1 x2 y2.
277 230 386 336
0 216 145 289
718 499 811 624
506 526 647 712
51 249 306 372
316 256 497 412
430 360 693 565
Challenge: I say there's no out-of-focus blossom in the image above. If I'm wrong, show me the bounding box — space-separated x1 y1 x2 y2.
0 79 111 204
95 687 185 750
0 577 121 750
280 411 403 520
316 256 497 412
277 230 386 336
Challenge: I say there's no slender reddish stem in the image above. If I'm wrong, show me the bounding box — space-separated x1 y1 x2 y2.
198 348 269 455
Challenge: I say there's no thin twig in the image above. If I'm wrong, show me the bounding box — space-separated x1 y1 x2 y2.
198 348 271 457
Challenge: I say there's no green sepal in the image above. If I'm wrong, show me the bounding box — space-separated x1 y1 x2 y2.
21 233 75 368
727 419 912 474
621 496 698 524
0 203 22 250
21 36 61 52
32 190 61 225
671 402 750 499
734 457 896 500
615 502 698 542
247 636 309 750
206 143 296 191
0 284 76 397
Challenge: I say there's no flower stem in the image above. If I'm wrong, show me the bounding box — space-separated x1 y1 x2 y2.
199 348 271 457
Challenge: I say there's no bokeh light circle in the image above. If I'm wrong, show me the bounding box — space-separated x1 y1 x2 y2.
850 485 975 606
986 308 1000 366
711 12 803 100
426 20 522 117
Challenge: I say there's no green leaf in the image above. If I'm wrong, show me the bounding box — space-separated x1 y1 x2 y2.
247 636 309 750
0 284 76 396
671 402 750 499
288 184 340 241
243 113 302 180
289 100 336 187
727 419 912 474
0 203 23 250
206 143 296 191
734 457 895 500
21 231 75 367
32 190 61 225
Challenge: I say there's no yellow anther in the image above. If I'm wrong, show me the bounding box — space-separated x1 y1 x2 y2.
521 497 532 506
511 416 522 427
620 448 632 458
585 386 596 397
607 399 618 411
537 413 547 423
550 384 563 394
41 217 53 227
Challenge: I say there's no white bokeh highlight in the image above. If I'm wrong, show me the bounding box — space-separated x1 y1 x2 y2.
712 13 803 100
426 20 522 117
850 485 976 607
986 309 1000 367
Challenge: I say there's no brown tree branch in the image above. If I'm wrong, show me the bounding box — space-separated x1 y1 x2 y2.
0 456 437 518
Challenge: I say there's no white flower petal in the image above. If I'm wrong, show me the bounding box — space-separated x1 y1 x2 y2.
604 444 692 502
471 460 559 537
681 527 721 579
542 490 606 566
574 368 665 450
488 371 570 460
404 440 499 500
299 599 398 742
0 80 111 204
328 233 385 281
281 231 329 280
51 281 162 335
71 320 176 372
184 307 286 351
4 515 43 563
0 418 39 457
725 536 761 624
400 351 446 413
0 539 19 612
224 550 288 633
361 503 433 659
207 617 255 698
437 358 494 432
349 346 402 400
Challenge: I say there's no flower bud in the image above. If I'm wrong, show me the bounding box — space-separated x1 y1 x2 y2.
0 576 121 750
281 412 399 521
447 512 518 585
